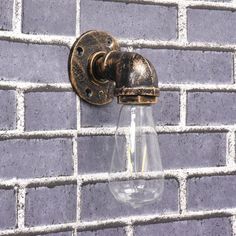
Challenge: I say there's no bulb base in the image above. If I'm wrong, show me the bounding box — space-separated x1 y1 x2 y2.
115 87 159 105
117 95 158 105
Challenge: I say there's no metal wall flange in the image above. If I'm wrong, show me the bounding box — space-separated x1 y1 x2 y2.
69 30 120 105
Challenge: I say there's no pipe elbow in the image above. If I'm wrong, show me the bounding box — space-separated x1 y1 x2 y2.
103 51 158 89
92 51 159 104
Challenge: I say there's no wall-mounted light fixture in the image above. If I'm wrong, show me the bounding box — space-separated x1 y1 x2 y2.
69 30 164 208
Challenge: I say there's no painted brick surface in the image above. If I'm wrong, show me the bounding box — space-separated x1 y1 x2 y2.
81 91 179 127
81 0 177 40
0 138 73 178
188 8 236 44
77 228 126 236
0 189 15 229
38 232 72 236
134 217 232 236
1 0 236 235
78 135 115 173
0 0 13 30
0 40 69 83
159 133 226 169
81 179 178 220
22 0 76 36
137 48 233 85
0 90 16 130
187 92 236 125
81 100 121 127
25 185 76 226
187 175 236 210
153 91 180 125
25 92 76 130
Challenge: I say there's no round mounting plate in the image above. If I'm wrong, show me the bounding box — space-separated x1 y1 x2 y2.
69 30 120 105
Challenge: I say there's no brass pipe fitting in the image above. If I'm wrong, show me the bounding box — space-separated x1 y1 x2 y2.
69 30 159 105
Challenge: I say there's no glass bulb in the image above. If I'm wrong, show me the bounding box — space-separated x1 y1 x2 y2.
108 105 164 208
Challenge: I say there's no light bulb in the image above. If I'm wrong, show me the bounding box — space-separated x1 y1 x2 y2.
108 105 164 208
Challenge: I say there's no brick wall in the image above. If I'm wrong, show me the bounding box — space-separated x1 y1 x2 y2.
0 0 236 235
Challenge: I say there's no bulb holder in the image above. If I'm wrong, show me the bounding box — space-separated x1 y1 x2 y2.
69 30 159 105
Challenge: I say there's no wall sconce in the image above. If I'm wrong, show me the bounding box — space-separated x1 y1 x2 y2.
69 30 164 208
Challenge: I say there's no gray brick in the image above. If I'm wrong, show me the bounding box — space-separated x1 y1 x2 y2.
137 48 232 84
37 232 72 236
78 135 126 174
187 175 236 210
78 136 115 173
159 133 226 169
25 92 76 131
81 180 178 220
81 0 177 40
0 138 73 179
25 185 76 226
0 189 15 229
81 100 121 127
22 0 76 35
187 92 236 125
77 228 126 236
81 91 179 127
134 217 232 236
153 91 180 125
188 8 236 44
0 0 13 30
0 90 16 130
0 40 69 83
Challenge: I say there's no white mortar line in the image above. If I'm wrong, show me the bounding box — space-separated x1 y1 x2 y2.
0 125 232 140
76 208 236 229
0 223 75 236
0 130 76 139
125 225 134 236
72 135 78 178
16 89 24 132
72 228 77 236
226 131 236 166
3 81 236 92
12 0 22 33
177 3 187 43
118 38 236 52
72 132 78 226
1 29 236 52
0 165 236 188
16 187 26 228
76 0 81 36
178 174 187 214
234 53 236 84
231 215 236 236
179 89 187 126
79 166 236 184
106 0 236 10
76 96 81 129
78 125 233 136
1 208 235 236
0 81 72 91
76 180 82 223
0 31 75 47
159 83 236 91
0 176 76 188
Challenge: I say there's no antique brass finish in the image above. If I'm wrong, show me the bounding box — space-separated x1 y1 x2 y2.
69 30 159 105
69 30 119 105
